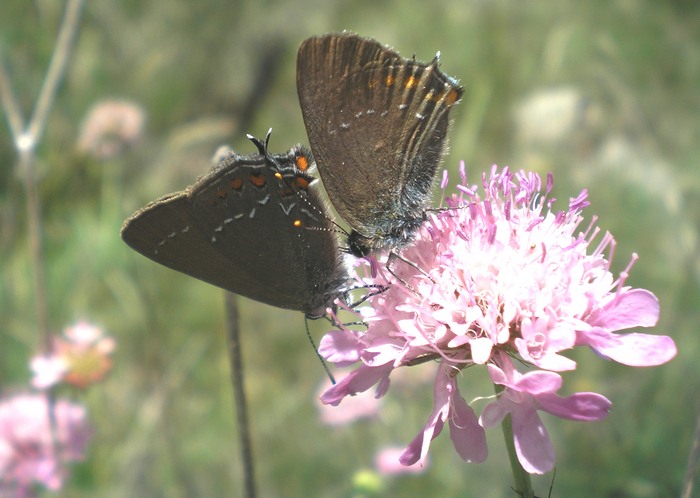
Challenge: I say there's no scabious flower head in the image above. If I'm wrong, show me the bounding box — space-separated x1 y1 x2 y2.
0 393 91 497
77 99 145 160
319 164 676 473
31 322 115 390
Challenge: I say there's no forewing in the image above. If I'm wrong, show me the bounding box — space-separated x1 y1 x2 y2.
121 147 346 315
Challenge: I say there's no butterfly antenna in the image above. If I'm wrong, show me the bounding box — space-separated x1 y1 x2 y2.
304 316 336 384
246 128 273 156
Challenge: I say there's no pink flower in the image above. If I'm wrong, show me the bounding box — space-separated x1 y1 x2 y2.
0 394 91 496
319 165 675 472
30 322 115 389
77 99 145 159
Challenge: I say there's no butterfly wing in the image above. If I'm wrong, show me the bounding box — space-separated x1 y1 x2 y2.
121 146 347 316
297 33 463 249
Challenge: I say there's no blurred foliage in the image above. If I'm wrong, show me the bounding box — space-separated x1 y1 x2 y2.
1 0 699 496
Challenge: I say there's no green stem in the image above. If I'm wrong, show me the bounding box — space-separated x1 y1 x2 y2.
495 384 533 497
0 0 85 473
224 293 257 498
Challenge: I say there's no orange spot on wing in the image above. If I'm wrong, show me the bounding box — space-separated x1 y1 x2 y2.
249 172 266 188
293 175 311 191
229 178 243 190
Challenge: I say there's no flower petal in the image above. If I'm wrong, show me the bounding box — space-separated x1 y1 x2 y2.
515 370 562 395
320 364 392 406
537 392 611 421
400 366 452 466
376 447 427 474
579 328 677 366
449 393 487 463
589 289 659 330
318 329 362 365
479 399 510 428
470 337 493 364
512 407 554 474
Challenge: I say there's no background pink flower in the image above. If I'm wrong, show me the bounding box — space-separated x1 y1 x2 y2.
0 394 91 496
30 322 115 390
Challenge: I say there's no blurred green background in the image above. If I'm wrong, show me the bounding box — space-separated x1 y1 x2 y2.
1 0 699 496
